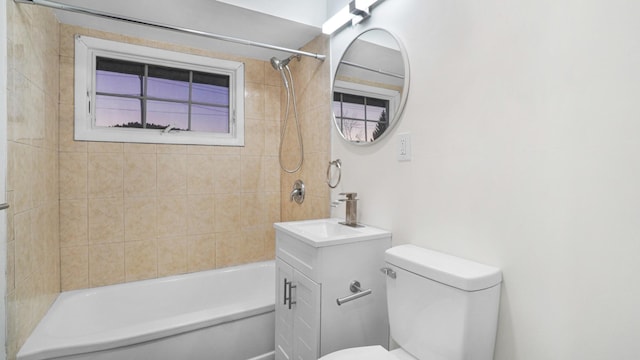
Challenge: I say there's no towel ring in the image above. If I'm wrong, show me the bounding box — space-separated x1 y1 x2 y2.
326 159 342 189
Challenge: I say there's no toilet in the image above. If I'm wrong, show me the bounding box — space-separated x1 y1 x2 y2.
320 244 502 360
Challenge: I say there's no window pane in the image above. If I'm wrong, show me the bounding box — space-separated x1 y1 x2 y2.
95 95 142 128
366 104 386 121
146 100 188 130
364 121 375 142
192 105 229 133
192 71 230 105
342 119 366 142
96 57 144 96
192 83 229 105
342 102 366 120
147 65 190 101
332 101 342 117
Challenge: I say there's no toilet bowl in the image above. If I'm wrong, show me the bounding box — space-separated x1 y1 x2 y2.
320 345 416 360
319 245 502 360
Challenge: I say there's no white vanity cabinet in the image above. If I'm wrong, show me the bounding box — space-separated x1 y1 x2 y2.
274 219 392 360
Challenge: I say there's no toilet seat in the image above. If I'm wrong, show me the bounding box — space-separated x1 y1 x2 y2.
318 346 416 360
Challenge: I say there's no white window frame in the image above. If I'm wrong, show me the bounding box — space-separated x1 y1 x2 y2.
74 35 245 146
333 80 399 121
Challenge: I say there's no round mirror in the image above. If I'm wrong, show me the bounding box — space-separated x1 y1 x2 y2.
332 28 409 144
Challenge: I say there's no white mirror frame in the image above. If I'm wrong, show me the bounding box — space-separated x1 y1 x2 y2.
331 28 410 146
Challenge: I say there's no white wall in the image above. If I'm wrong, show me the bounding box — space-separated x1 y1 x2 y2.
330 0 640 359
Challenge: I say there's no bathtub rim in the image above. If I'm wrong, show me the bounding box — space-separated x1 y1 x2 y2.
18 260 275 360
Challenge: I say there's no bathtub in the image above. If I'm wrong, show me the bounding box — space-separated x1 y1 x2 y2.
17 261 276 360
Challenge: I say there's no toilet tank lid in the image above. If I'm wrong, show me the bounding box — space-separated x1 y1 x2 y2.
385 245 502 291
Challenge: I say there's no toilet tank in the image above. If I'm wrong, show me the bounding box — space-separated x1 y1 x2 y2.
384 245 502 360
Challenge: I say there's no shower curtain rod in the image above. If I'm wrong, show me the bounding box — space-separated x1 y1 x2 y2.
14 0 327 61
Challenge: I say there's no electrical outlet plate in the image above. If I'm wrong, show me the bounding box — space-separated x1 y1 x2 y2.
397 133 411 161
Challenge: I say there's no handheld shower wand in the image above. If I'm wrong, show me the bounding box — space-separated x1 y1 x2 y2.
270 54 304 173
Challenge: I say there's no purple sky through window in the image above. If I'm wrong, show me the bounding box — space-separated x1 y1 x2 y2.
95 58 230 132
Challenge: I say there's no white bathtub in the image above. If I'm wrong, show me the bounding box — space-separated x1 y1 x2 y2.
18 261 276 360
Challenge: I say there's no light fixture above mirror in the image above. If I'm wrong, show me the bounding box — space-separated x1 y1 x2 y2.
322 0 387 35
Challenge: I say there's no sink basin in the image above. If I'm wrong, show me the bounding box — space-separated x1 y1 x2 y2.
274 218 391 247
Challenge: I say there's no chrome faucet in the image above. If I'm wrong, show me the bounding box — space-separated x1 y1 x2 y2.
338 192 359 227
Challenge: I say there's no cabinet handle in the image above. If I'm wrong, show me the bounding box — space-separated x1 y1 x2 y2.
283 278 288 305
284 279 297 309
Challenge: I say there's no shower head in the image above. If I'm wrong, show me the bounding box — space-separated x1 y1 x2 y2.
270 54 300 70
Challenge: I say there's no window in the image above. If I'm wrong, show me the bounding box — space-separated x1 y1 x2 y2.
333 78 401 143
75 36 244 146
332 80 398 143
333 92 389 142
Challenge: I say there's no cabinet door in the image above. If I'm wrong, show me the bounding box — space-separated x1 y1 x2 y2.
276 261 294 360
292 270 321 360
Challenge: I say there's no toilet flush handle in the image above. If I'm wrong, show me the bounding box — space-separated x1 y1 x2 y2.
380 267 396 279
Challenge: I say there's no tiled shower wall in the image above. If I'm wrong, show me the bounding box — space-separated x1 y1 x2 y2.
280 35 331 222
58 25 286 290
6 1 61 357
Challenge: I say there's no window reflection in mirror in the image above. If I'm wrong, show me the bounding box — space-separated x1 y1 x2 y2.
332 28 409 145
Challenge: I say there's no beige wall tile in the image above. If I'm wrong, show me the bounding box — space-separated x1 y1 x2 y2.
60 199 88 247
264 121 281 156
266 192 281 225
241 156 264 193
124 197 157 242
157 196 187 237
13 211 32 284
88 152 123 198
88 142 124 153
216 230 264 268
241 119 265 156
59 152 87 199
89 243 125 287
215 193 242 232
8 142 34 212
157 153 187 195
187 195 215 235
242 193 266 228
125 240 158 281
59 55 74 105
186 154 214 194
124 143 156 154
157 144 187 154
124 152 157 196
187 234 216 272
61 246 89 291
264 62 282 86
213 155 241 193
158 236 187 277
88 197 124 244
7 4 61 359
264 85 281 122
245 82 266 119
244 58 265 84
59 104 87 153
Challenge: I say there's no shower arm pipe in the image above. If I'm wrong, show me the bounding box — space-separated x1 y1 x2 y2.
14 0 327 61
